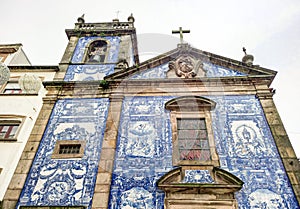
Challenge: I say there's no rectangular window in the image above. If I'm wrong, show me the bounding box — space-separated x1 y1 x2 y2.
177 118 211 161
2 82 22 94
0 120 21 140
52 140 85 159
59 144 81 154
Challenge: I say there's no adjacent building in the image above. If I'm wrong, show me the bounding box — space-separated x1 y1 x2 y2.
0 44 57 205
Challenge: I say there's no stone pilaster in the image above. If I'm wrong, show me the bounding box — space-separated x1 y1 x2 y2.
1 98 56 209
54 36 79 81
257 93 300 204
92 95 123 209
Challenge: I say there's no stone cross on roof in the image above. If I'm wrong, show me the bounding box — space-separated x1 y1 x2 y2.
172 27 190 44
116 10 121 19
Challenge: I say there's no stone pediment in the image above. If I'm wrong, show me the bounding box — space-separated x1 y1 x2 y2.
157 167 243 209
105 44 277 85
157 167 243 194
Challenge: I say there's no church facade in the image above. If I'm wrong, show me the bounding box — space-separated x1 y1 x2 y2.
2 15 299 209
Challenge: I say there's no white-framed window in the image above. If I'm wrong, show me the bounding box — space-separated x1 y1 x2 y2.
2 82 22 94
0 116 24 141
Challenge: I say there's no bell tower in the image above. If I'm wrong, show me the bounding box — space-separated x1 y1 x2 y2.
56 14 139 81
2 15 140 209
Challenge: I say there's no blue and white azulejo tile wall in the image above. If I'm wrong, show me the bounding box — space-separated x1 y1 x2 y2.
212 95 299 209
109 96 175 209
17 98 109 209
64 64 115 81
109 95 299 209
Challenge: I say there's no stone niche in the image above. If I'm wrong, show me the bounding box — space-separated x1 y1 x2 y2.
157 166 243 209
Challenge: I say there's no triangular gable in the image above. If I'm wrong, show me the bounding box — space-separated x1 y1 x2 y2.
106 44 276 82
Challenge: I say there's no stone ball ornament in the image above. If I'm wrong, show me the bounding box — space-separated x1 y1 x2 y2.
19 74 42 94
0 62 10 85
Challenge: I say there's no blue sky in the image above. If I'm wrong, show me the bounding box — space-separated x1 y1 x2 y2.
1 0 300 157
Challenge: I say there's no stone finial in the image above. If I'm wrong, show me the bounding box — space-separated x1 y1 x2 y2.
242 47 254 66
128 13 135 23
77 14 85 24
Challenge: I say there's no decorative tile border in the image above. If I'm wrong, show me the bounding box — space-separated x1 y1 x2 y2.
182 170 214 183
64 64 115 81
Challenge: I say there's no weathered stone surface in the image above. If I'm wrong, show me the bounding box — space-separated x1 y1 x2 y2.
15 159 32 174
3 189 21 200
8 174 27 189
100 148 115 160
96 173 111 184
94 184 110 193
1 200 17 209
92 193 109 207
20 151 36 160
23 141 40 152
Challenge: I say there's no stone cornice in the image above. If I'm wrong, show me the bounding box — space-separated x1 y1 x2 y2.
8 65 59 72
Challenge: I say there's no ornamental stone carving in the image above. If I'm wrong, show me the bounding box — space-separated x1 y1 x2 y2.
0 63 10 85
168 55 204 78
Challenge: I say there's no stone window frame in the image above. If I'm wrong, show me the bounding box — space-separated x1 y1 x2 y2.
0 115 25 141
165 96 220 167
52 140 86 159
84 39 110 64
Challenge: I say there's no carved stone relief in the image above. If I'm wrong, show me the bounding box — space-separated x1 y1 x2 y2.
168 55 205 78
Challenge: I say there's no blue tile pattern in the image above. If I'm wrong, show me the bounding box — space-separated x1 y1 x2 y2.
204 62 245 77
129 63 169 79
71 36 120 63
64 64 115 81
129 62 245 79
109 96 175 209
211 95 299 209
182 170 214 183
109 95 298 209
17 98 109 209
